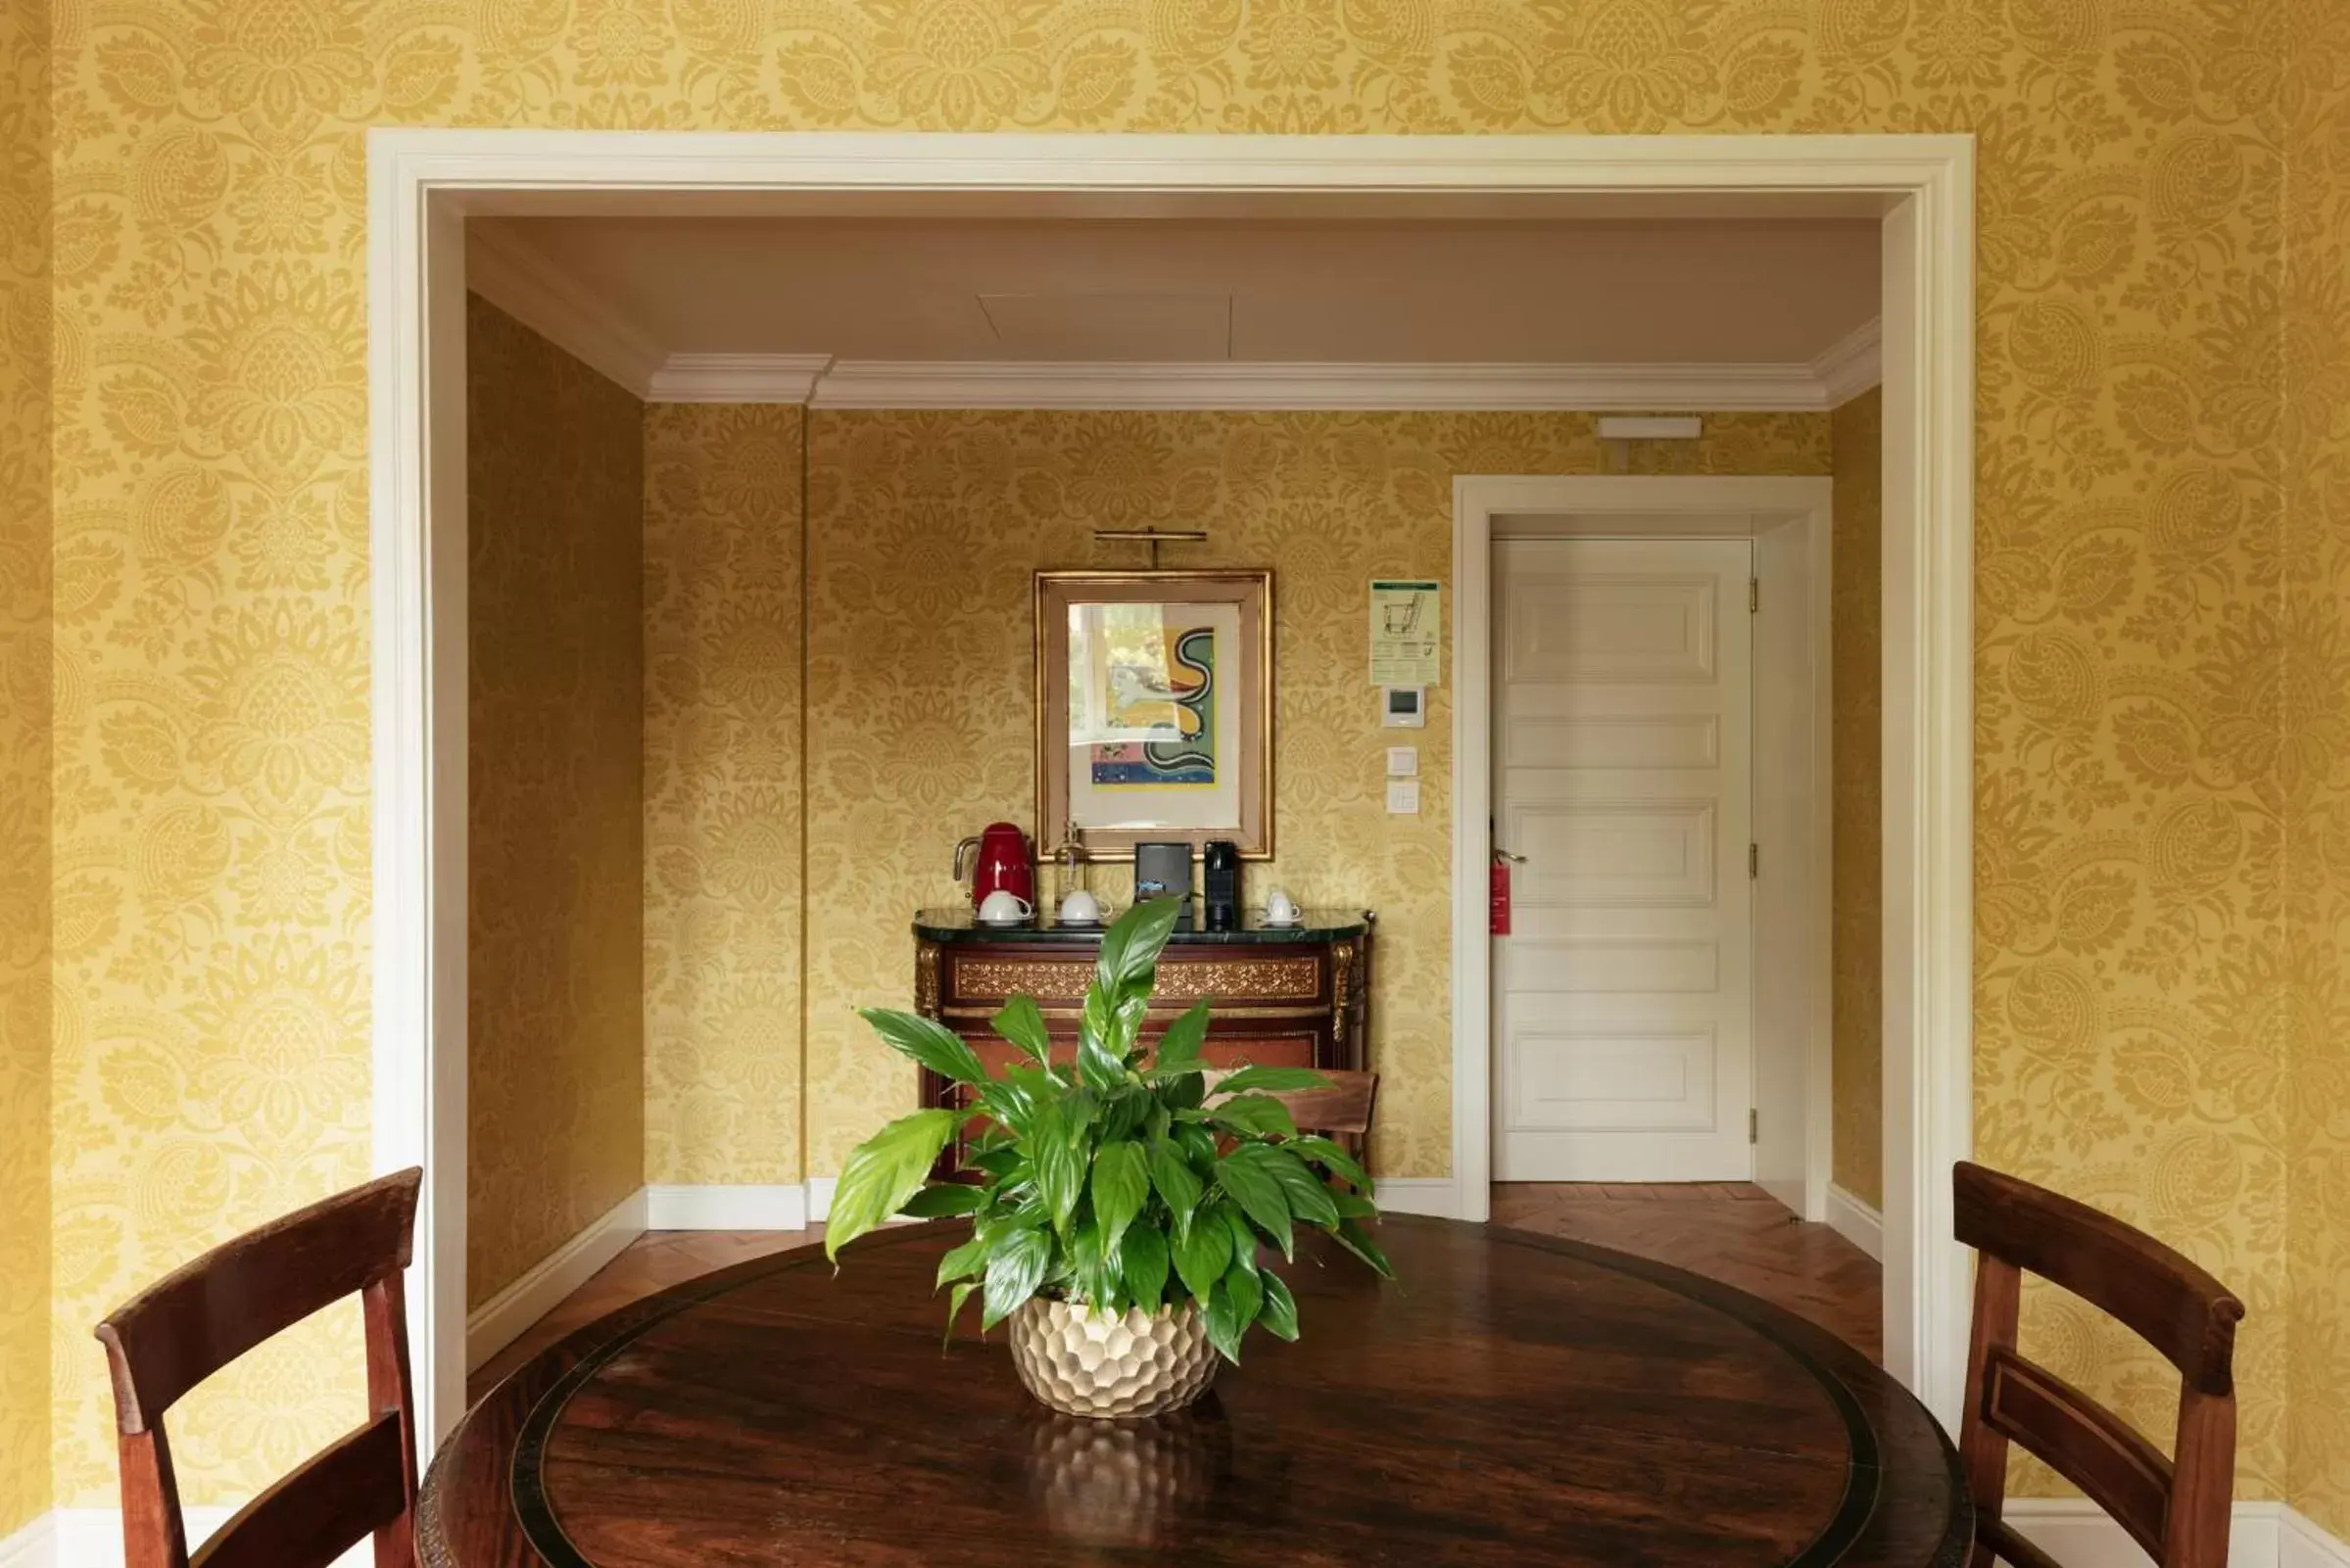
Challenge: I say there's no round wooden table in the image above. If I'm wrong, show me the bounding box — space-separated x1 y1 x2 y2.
420 1217 1969 1566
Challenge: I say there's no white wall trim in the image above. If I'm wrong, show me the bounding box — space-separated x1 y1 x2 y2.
2286 1508 2350 1568
646 1182 811 1230
1453 126 1973 1438
1811 317 1884 406
372 126 1978 1458
647 352 835 404
465 220 666 396
676 356 1864 410
1826 1182 1885 1262
463 1187 647 1371
1370 1177 1461 1219
0 1515 51 1568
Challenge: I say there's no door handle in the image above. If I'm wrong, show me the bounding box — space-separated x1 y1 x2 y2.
1493 848 1527 864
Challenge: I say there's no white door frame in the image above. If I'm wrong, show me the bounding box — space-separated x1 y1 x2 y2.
1485 486 1835 1213
369 129 1975 1449
1456 176 1974 1428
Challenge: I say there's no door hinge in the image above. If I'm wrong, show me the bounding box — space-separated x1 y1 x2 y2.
1749 1108 1758 1144
1749 577 1759 613
1749 842 1759 879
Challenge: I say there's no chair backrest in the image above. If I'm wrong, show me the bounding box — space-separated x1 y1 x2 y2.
94 1167 425 1568
1953 1161 2243 1568
1204 1069 1379 1137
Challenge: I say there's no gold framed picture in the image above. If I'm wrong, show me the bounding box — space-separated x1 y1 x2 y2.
1035 569 1273 862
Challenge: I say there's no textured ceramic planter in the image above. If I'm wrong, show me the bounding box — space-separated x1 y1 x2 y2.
1007 1298 1220 1419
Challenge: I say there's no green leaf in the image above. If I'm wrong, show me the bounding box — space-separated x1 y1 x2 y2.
1333 1191 1379 1219
826 1109 960 1261
982 1225 1052 1330
990 996 1054 1067
1259 1271 1300 1341
858 1008 988 1086
1146 1136 1204 1221
1120 1223 1170 1309
1090 1140 1149 1256
1030 1101 1083 1234
1162 1067 1207 1113
1147 998 1213 1075
1205 1269 1261 1365
1076 1012 1127 1093
1288 1134 1370 1192
935 1232 990 1287
943 1280 979 1346
1253 1145 1341 1230
1070 1219 1116 1310
1172 1212 1230 1304
1333 1217 1396 1280
1213 1146 1295 1259
1219 1205 1261 1277
966 1145 1022 1181
899 1182 985 1218
1096 896 1182 1001
1206 1094 1297 1141
1102 1087 1150 1143
1211 1065 1329 1096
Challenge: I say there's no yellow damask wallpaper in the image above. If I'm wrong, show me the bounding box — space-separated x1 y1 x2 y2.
27 0 2334 1521
802 409 1830 1181
464 295 646 1309
1832 389 1883 1212
0 0 48 1532
2284 0 2350 1539
643 403 805 1188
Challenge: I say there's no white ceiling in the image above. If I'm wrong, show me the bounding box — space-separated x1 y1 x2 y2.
472 215 1879 367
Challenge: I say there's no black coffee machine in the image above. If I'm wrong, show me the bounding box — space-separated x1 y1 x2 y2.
1202 839 1241 930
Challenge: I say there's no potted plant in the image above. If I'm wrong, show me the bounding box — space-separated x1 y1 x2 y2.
824 896 1393 1418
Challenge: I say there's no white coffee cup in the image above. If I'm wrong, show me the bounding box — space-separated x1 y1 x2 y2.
1263 887 1301 926
1059 888 1105 925
977 890 1034 924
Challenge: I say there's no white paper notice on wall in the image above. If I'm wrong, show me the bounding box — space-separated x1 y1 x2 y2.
1369 581 1441 687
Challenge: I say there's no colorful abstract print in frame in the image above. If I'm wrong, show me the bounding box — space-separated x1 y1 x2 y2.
1091 625 1218 788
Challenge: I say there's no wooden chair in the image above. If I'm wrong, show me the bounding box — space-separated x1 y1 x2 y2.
1205 1068 1379 1137
94 1166 425 1568
1953 1160 2244 1568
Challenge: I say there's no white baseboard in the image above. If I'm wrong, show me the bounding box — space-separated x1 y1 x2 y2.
1825 1182 1885 1262
0 1515 51 1568
646 1182 810 1230
464 1187 647 1370
1371 1177 1460 1219
805 1176 836 1224
2002 1500 2348 1568
2286 1508 2350 1568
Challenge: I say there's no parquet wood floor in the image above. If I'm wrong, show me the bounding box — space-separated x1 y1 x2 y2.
464 1183 1880 1405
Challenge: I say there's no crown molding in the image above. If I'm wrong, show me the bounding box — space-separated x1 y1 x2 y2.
1811 317 1883 406
464 223 666 398
648 352 837 403
632 356 1852 410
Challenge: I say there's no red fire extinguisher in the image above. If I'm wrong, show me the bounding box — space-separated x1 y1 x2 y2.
1492 845 1523 935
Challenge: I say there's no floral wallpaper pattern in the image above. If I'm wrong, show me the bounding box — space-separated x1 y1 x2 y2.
465 295 646 1309
0 0 48 1534
16 0 2334 1525
2284 0 2350 1537
803 408 1830 1182
1832 388 1883 1212
644 403 805 1188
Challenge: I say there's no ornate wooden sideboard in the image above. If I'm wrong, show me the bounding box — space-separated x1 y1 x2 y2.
912 908 1372 1165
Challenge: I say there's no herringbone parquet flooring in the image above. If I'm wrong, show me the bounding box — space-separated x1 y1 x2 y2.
467 1182 1881 1403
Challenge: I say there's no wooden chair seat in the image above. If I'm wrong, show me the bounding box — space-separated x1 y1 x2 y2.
1954 1160 2244 1568
94 1166 425 1568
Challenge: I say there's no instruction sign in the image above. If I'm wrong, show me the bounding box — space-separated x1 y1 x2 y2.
1369 580 1441 687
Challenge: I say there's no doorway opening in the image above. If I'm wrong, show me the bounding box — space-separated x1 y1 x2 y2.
370 131 1975 1449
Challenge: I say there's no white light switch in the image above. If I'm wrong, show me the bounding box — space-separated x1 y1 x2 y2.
1386 746 1418 778
1386 780 1420 814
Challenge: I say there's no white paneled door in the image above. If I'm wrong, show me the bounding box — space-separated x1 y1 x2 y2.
1492 538 1755 1181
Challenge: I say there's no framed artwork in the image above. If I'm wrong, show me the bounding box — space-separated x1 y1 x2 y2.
1035 569 1273 862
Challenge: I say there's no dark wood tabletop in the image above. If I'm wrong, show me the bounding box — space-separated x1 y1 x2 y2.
419 1216 1969 1567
